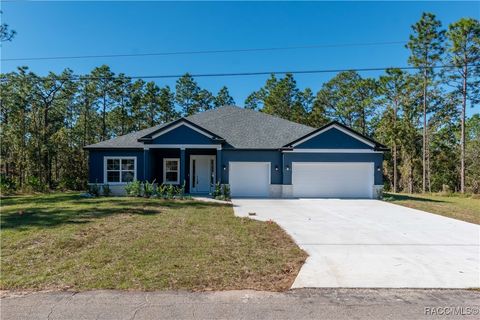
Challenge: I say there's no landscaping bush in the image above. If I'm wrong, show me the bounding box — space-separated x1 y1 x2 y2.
212 183 231 201
222 184 231 200
102 184 111 196
166 184 175 199
88 182 100 197
125 180 142 197
176 181 186 199
143 180 155 198
156 184 167 198
212 182 222 198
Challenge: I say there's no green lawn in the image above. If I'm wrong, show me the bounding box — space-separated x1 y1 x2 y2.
0 193 306 291
384 193 480 225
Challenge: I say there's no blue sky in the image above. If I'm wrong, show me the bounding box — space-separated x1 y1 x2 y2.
1 1 479 115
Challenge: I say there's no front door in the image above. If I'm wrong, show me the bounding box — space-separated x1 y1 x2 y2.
190 155 215 193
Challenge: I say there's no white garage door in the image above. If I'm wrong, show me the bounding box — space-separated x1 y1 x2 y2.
229 162 270 197
292 162 374 198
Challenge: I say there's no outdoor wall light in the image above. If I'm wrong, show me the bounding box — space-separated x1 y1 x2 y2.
275 165 279 171
286 165 290 171
376 166 381 172
223 165 227 171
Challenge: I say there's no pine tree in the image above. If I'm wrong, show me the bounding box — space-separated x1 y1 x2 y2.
175 73 201 116
214 86 235 108
444 18 480 193
91 65 116 140
379 69 408 193
406 12 446 193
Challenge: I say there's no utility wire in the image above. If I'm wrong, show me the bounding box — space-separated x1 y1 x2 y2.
1 64 476 82
1 41 407 61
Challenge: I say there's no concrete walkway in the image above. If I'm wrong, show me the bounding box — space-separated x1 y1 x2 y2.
232 199 480 288
2 289 479 320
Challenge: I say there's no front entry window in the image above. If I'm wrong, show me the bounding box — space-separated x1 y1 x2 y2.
163 158 180 184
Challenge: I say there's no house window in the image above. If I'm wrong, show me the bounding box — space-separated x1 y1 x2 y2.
105 157 136 184
163 158 180 184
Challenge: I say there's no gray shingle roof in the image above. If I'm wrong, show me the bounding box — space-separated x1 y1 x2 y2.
84 105 316 149
185 106 315 148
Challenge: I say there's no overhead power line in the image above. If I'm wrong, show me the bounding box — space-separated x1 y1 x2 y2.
1 41 407 61
1 64 477 82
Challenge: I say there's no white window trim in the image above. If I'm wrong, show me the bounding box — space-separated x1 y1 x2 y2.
150 121 214 140
163 158 180 184
104 156 137 185
291 124 376 148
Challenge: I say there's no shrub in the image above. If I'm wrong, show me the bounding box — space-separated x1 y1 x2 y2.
222 184 231 200
125 180 142 197
26 176 47 193
0 174 16 195
88 182 100 197
156 184 167 198
58 177 84 191
102 184 111 196
212 183 231 201
166 184 175 199
176 180 186 199
212 182 222 198
143 180 155 198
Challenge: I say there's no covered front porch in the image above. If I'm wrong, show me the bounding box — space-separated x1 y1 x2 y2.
145 146 223 194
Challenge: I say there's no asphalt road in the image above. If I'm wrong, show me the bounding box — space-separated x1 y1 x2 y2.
1 289 479 320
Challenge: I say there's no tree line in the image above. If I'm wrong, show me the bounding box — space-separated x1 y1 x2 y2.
1 13 479 194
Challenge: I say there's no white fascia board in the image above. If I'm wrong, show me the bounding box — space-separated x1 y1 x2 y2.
283 149 382 153
291 124 376 148
150 121 214 140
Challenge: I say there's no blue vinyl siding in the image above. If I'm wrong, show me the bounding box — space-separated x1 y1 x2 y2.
295 127 372 149
283 152 383 185
220 150 282 184
149 125 216 145
88 149 145 183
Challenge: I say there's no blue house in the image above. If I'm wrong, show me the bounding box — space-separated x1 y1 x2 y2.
85 106 388 198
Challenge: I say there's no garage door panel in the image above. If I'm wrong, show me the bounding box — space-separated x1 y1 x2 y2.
292 162 373 198
229 162 270 197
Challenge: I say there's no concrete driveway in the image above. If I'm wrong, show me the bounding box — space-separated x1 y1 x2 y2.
232 199 480 288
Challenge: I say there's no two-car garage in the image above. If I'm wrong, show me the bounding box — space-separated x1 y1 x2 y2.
291 162 374 198
228 161 375 198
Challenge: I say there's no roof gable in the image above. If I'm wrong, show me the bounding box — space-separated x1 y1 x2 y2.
148 122 217 145
294 126 373 149
285 121 387 150
138 119 223 142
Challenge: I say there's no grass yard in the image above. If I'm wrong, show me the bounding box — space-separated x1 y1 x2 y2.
0 193 307 292
384 193 480 225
